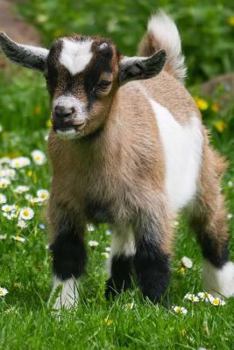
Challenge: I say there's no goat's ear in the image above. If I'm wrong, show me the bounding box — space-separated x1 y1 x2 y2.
0 32 49 71
119 49 166 85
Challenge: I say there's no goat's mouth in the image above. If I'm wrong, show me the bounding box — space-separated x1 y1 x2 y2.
52 117 86 139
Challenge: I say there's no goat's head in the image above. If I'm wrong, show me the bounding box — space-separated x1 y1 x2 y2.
0 33 166 140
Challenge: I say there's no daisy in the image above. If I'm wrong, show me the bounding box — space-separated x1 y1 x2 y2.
0 157 10 165
31 150 46 165
105 229 112 235
19 207 34 221
3 212 18 220
227 180 233 187
172 306 188 315
25 194 33 201
0 234 7 240
0 193 7 204
17 219 28 229
0 287 8 297
197 292 214 302
0 168 16 179
2 204 17 213
181 256 193 269
36 189 50 202
101 252 110 259
0 177 11 189
208 295 226 306
105 247 111 252
184 293 199 303
87 224 95 232
14 185 30 194
88 240 99 247
227 213 233 220
10 157 31 169
12 235 26 243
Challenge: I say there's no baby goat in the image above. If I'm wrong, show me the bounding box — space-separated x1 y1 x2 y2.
1 12 234 309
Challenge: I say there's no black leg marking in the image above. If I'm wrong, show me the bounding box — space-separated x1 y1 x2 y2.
105 254 133 299
198 234 229 268
134 236 170 303
50 217 86 280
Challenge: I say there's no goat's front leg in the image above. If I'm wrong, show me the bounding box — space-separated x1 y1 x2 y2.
105 224 135 299
133 203 172 303
48 206 86 310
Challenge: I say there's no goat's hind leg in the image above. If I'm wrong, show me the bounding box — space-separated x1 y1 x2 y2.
190 148 234 298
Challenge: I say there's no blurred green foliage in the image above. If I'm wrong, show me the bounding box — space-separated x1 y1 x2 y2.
19 0 234 84
0 0 233 135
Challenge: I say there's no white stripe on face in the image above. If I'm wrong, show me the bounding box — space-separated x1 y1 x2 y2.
59 39 93 75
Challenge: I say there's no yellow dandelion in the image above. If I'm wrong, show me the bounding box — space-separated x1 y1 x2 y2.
213 120 227 133
194 97 209 111
211 102 220 113
227 16 234 26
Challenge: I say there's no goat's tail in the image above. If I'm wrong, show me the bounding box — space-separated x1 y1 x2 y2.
138 11 187 83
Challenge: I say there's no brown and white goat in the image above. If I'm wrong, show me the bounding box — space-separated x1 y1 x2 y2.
1 11 233 309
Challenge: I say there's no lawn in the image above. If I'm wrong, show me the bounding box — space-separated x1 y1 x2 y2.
0 1 234 349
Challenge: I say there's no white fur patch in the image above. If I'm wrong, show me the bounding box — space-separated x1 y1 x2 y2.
203 260 234 298
147 11 186 81
59 39 93 75
107 225 135 275
57 128 77 140
49 276 79 310
149 100 203 212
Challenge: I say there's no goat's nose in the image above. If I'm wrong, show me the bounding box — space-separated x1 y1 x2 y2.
54 105 75 118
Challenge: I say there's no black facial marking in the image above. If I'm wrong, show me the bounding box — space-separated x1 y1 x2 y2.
133 235 170 303
50 214 87 280
84 43 113 110
46 40 63 95
105 254 133 299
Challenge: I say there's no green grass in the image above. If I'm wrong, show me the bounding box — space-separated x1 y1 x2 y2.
0 105 233 349
0 1 234 348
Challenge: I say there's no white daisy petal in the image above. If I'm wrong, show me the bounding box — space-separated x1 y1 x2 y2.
19 207 34 221
0 193 7 204
14 185 30 194
11 235 26 243
31 150 46 165
10 157 31 169
0 178 11 189
36 189 50 202
88 240 99 248
181 256 193 269
0 287 8 297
